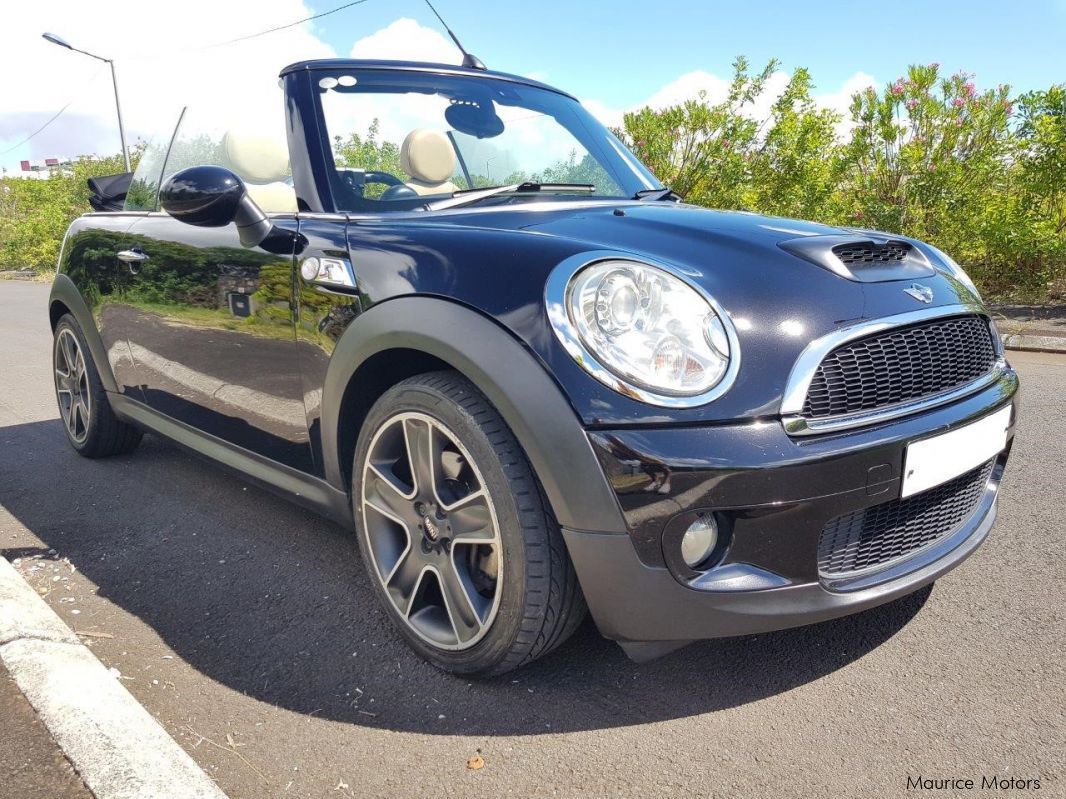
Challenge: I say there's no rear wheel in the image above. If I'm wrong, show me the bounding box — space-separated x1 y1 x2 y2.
352 371 586 675
52 314 142 458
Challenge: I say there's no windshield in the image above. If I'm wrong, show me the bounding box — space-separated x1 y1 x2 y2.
313 69 661 212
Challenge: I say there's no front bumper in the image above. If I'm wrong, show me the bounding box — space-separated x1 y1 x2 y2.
566 368 1018 649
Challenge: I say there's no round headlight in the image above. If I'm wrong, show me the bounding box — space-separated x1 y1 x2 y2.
552 259 737 403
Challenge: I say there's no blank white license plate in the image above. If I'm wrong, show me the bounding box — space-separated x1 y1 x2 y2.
901 404 1011 498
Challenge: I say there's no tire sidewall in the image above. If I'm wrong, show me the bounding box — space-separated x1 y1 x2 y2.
352 379 530 674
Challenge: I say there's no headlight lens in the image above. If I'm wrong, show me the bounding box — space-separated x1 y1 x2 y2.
563 260 733 399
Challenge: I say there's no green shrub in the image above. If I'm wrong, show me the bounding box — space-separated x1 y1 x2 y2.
621 61 1065 301
3 63 1064 302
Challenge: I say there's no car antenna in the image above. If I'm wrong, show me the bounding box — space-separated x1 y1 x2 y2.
423 0 486 70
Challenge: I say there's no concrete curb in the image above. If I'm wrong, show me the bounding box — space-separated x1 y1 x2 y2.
0 556 229 799
1001 332 1066 354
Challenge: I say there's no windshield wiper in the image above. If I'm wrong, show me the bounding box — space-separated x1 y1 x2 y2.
425 182 595 211
634 187 681 202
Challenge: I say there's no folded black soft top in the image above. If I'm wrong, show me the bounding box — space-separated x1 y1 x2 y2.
87 171 133 212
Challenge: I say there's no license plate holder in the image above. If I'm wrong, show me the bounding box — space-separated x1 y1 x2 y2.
901 404 1011 498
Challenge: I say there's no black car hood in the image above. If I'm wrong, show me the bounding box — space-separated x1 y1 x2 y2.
457 200 972 325
400 201 979 425
521 201 853 250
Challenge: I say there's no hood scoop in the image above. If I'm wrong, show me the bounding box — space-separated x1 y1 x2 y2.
778 234 936 283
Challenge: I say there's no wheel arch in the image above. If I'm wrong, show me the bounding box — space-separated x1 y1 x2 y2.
322 296 627 534
48 273 118 393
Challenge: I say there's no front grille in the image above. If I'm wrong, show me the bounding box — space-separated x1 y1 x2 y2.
833 242 911 266
802 315 997 420
818 459 994 578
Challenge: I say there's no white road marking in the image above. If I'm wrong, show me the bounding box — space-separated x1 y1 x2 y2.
0 556 230 799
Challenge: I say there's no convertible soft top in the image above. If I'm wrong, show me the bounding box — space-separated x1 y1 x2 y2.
87 171 132 212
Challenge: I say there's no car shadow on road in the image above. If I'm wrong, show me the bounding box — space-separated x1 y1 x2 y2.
0 419 929 736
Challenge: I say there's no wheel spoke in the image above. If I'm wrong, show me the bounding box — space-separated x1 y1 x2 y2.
61 333 77 375
67 399 80 437
439 560 486 643
446 491 496 542
55 333 71 378
388 553 428 618
403 418 440 502
56 389 72 421
364 464 416 521
77 396 90 435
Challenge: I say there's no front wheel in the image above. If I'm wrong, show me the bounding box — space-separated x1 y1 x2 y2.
352 371 586 676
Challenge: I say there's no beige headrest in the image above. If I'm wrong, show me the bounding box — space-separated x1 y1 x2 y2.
222 130 290 184
245 182 298 214
400 129 456 185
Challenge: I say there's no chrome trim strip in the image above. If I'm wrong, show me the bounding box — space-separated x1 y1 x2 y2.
780 303 995 435
545 250 741 408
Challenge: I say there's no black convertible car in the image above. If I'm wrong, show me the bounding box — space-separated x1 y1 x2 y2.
50 59 1018 675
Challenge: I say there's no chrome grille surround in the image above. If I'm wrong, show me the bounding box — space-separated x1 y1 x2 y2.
801 315 997 419
781 304 1006 436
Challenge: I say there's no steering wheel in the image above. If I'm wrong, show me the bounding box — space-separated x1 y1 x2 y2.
338 168 408 199
363 170 403 190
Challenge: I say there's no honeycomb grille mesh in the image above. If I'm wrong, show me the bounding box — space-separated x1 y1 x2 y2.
802 315 997 420
832 242 911 266
818 460 994 577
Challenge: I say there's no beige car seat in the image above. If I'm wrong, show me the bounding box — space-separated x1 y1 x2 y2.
400 129 459 196
221 130 298 213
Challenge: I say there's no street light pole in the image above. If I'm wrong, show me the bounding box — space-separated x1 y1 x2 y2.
41 32 131 172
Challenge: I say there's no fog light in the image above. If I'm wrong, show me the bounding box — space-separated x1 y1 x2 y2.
680 515 718 568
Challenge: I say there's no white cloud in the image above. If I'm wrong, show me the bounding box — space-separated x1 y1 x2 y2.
580 69 876 140
350 17 460 64
0 5 877 179
815 71 877 137
0 0 333 173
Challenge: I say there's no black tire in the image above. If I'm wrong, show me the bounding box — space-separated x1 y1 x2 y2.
53 314 142 458
352 370 586 676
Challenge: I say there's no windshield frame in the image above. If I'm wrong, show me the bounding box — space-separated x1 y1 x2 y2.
296 62 662 215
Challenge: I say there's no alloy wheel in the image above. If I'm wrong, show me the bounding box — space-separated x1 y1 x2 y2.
360 412 502 650
54 328 91 444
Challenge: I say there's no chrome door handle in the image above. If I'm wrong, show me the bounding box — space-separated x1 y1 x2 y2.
116 248 149 263
116 248 149 275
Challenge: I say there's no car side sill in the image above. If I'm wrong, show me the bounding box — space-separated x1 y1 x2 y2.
110 394 352 527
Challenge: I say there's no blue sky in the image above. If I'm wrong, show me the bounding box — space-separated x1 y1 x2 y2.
307 0 1065 105
2 0 1064 175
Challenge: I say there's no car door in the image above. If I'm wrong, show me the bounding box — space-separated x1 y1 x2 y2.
110 93 314 472
119 212 313 472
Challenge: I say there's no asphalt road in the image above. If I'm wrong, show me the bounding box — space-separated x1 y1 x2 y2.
1 280 1062 798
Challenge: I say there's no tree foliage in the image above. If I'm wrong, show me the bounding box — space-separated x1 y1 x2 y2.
3 62 1064 301
620 60 1066 300
0 150 139 272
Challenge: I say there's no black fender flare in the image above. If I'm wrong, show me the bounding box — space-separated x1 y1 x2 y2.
321 296 627 534
48 273 119 394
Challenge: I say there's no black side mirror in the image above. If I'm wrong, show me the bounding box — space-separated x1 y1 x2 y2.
159 165 272 248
